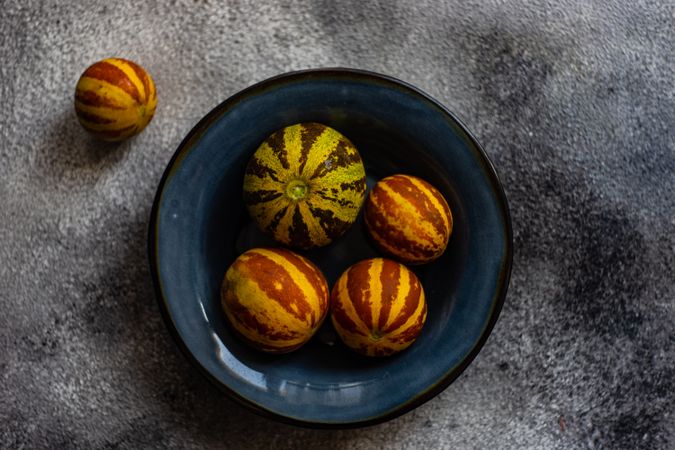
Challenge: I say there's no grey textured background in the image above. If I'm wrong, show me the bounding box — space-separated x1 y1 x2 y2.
1 0 673 448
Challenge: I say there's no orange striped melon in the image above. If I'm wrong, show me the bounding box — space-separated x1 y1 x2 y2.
221 247 329 353
365 174 453 265
243 123 366 249
331 258 427 356
74 57 157 141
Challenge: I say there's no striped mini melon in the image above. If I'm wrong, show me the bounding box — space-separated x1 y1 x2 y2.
74 57 157 141
221 247 329 353
365 174 453 265
243 123 367 249
331 258 427 357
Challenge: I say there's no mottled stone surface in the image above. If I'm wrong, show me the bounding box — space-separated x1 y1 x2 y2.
1 1 673 448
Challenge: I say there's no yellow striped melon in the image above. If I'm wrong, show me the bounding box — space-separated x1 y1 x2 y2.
74 57 157 141
331 258 427 357
365 174 453 265
221 247 329 353
243 123 366 249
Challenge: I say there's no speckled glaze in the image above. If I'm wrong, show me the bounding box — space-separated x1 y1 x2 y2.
149 69 512 427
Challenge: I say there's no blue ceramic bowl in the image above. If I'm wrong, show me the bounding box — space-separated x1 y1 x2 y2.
149 69 512 427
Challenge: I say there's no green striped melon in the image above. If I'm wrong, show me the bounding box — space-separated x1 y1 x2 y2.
243 123 367 249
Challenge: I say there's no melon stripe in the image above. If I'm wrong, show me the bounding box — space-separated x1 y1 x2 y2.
377 259 400 330
390 301 427 344
275 205 296 244
226 293 302 341
75 115 135 133
288 206 313 249
299 124 327 174
74 103 136 129
316 167 365 193
374 183 439 245
297 202 330 247
306 203 350 238
384 277 423 333
75 89 125 109
309 139 361 181
108 58 156 103
266 204 289 234
332 314 361 337
365 201 438 259
385 175 448 238
225 265 310 338
309 196 358 218
82 61 140 102
238 251 313 322
246 155 284 183
128 59 152 101
243 189 283 205
125 58 156 102
332 274 371 336
339 178 367 192
106 58 153 103
281 124 301 171
405 175 452 234
255 247 328 321
314 190 356 208
378 262 412 329
365 259 385 330
74 103 132 126
106 58 147 101
75 109 116 124
299 127 342 179
365 220 421 261
270 129 290 169
310 182 364 212
75 77 137 108
346 259 375 327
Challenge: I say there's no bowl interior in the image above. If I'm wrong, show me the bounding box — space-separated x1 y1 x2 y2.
152 71 510 425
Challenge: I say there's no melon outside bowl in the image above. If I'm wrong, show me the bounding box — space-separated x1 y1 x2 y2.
149 69 513 427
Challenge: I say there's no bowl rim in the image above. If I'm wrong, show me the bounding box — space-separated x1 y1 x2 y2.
148 67 513 429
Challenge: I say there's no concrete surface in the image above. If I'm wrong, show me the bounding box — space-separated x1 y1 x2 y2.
1 0 673 448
